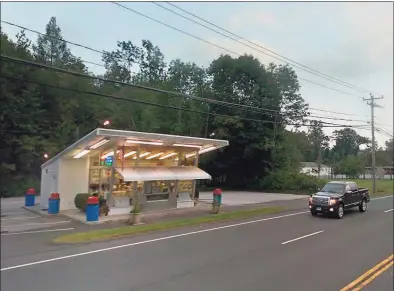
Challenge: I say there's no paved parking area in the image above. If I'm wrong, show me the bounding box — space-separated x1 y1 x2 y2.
1 197 73 234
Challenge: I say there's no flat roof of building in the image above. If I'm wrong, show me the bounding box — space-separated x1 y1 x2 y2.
42 128 229 168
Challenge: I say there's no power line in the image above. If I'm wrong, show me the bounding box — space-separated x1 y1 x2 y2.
0 54 334 123
1 20 373 121
1 20 107 69
155 2 373 95
1 54 376 130
376 123 394 135
376 127 393 138
0 54 298 118
0 72 360 128
110 2 367 100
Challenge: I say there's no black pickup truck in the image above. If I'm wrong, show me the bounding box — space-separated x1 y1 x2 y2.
309 181 370 219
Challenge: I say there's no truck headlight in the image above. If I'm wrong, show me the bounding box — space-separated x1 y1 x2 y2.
329 199 337 205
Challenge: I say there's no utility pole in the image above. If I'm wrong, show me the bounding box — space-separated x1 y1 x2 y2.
363 94 384 195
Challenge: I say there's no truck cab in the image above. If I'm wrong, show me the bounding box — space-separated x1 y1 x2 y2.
309 181 370 219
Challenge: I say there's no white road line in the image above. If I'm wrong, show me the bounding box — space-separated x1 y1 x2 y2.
1 216 39 221
1 195 392 272
0 210 309 272
1 228 75 236
0 212 29 216
281 230 324 245
1 220 71 228
371 195 393 201
384 209 393 213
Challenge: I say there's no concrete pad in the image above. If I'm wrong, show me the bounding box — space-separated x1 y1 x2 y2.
199 191 308 206
1 197 72 233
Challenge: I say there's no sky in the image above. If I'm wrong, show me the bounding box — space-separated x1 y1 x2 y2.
1 1 393 147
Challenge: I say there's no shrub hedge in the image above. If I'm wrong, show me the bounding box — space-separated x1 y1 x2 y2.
260 169 326 194
74 193 90 211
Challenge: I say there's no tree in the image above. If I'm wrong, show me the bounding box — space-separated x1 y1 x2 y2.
204 54 308 187
338 155 364 179
306 120 330 176
332 128 369 158
1 18 311 196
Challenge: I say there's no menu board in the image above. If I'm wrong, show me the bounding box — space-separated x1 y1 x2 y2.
100 156 113 166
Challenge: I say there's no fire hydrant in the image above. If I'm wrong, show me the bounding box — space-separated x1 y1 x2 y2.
212 188 222 214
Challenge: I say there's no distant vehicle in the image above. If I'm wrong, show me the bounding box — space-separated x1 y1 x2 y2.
309 181 370 219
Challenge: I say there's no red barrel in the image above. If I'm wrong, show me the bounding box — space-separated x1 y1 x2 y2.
213 188 222 195
50 193 60 200
87 196 99 205
26 188 36 195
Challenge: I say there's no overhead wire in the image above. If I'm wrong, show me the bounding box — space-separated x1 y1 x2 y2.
111 2 367 100
0 72 361 128
2 54 377 130
1 20 374 123
155 1 373 95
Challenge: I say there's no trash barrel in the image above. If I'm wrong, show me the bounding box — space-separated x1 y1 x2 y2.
25 188 36 207
48 193 60 214
86 196 99 222
213 188 222 205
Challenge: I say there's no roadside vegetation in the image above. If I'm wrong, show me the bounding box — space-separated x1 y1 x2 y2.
1 17 392 197
53 206 285 244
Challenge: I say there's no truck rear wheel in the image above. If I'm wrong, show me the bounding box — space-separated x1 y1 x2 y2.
359 199 367 212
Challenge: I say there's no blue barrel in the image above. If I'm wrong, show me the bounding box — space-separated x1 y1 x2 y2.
86 196 99 222
48 193 60 214
214 194 222 205
25 188 36 207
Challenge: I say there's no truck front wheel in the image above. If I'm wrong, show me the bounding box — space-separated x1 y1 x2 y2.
336 204 344 219
359 199 367 212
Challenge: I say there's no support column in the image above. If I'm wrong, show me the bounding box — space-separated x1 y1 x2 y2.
191 153 199 204
107 145 118 207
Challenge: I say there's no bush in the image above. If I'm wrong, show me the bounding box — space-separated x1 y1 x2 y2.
260 169 326 194
0 175 40 198
74 193 90 211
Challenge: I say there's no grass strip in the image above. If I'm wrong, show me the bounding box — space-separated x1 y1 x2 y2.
54 206 285 244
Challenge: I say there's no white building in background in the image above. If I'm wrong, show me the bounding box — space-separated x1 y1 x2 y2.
300 162 331 177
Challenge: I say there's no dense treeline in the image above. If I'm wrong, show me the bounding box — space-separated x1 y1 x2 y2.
1 17 392 196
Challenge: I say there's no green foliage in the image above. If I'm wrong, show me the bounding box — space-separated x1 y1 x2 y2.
0 175 40 198
74 193 90 211
260 169 326 194
338 155 364 179
2 17 390 198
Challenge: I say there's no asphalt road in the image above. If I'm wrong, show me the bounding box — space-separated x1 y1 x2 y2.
1 195 393 291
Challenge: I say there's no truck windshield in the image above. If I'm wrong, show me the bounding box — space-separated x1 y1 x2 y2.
321 184 345 193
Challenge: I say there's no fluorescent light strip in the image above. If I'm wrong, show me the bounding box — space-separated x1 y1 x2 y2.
186 146 217 158
173 143 202 148
101 151 114 159
132 152 151 159
73 150 90 159
146 152 164 160
139 152 151 158
126 140 163 145
124 151 137 158
89 139 109 149
159 152 178 160
199 146 217 154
